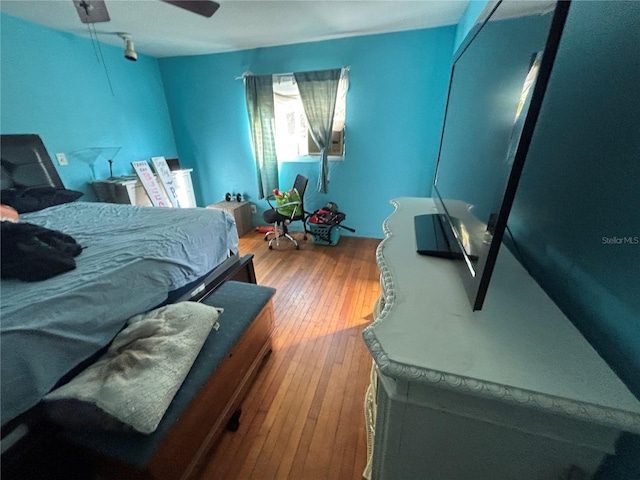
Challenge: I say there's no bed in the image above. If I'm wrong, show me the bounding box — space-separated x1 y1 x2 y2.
0 135 265 475
2 201 239 424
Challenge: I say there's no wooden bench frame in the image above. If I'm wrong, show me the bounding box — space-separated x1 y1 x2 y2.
80 297 274 480
2 280 271 480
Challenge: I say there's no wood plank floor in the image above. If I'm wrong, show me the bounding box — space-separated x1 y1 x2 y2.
198 231 380 480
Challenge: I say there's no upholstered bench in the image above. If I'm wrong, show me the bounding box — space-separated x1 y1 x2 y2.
59 281 276 480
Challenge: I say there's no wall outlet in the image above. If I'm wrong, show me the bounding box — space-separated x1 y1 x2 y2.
250 204 257 214
56 153 68 166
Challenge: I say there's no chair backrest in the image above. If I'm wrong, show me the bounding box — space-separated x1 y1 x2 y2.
291 174 308 219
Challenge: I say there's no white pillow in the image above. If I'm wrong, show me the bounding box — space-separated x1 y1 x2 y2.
45 302 220 434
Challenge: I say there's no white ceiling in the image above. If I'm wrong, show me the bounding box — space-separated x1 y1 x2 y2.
0 0 470 58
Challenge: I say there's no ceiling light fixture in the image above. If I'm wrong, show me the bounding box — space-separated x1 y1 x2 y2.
118 33 137 62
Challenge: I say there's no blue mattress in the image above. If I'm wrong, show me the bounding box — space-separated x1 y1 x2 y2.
1 202 239 426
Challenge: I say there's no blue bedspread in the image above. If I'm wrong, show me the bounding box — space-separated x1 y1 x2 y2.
1 202 239 426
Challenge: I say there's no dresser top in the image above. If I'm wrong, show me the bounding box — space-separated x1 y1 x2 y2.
91 169 193 185
363 197 640 433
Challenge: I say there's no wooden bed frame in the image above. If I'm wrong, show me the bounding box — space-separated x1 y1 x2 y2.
0 134 273 479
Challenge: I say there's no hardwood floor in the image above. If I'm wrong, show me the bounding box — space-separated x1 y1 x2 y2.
198 231 381 480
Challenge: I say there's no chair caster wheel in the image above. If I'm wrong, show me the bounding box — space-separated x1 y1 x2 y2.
303 234 308 240
295 245 300 250
269 245 273 250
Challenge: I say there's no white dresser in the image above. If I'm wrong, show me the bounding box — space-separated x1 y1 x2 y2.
363 197 640 480
91 169 196 208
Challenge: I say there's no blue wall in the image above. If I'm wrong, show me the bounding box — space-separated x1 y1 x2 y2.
454 0 490 53
0 13 177 198
1 13 455 237
158 28 456 238
456 0 640 402
506 3 640 477
453 2 640 474
509 1 640 395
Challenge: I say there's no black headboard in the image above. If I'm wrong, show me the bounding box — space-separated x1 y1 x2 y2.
1 134 64 190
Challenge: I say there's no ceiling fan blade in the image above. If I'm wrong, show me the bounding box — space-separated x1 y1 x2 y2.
161 0 220 18
73 0 111 23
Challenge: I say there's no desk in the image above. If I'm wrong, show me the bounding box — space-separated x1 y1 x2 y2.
363 197 640 479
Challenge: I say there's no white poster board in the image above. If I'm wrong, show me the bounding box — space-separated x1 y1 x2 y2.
151 156 181 208
131 161 170 207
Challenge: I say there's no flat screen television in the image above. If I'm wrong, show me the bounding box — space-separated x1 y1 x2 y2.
416 0 571 310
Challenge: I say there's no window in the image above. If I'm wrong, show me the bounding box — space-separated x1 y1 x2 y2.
272 72 348 161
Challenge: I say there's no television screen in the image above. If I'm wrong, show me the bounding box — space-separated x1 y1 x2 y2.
424 0 570 310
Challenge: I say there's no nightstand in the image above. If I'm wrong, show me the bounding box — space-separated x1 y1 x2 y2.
207 201 253 236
